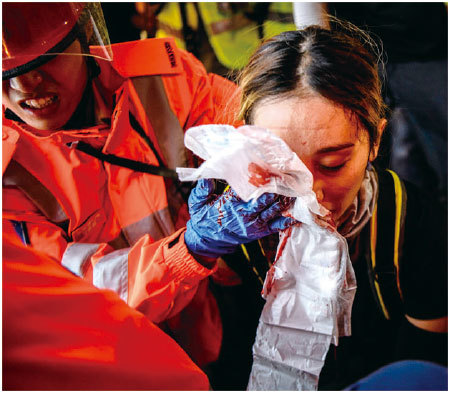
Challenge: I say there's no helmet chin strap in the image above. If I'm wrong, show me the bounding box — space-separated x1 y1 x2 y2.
63 57 102 130
85 52 101 80
63 31 101 130
76 21 101 80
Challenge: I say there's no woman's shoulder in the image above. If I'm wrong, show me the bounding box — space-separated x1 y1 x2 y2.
363 168 447 320
373 168 446 237
402 178 447 231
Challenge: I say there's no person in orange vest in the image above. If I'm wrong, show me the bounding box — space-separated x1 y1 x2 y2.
2 3 295 388
3 232 210 390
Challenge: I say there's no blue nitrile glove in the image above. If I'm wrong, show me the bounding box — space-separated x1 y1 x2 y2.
184 178 296 258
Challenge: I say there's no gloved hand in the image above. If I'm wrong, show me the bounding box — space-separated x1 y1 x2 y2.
184 178 296 258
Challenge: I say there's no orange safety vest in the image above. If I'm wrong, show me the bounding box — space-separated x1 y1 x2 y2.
3 232 210 390
2 37 241 367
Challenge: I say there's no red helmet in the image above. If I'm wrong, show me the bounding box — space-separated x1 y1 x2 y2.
2 2 112 79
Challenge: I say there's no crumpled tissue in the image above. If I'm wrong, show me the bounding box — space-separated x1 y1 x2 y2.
177 124 357 391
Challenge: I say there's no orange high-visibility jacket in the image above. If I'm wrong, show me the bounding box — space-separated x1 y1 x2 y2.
3 232 210 390
2 38 241 366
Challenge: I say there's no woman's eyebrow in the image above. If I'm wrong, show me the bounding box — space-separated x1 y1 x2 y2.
316 143 354 154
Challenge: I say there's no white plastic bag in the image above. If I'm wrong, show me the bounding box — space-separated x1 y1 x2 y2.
177 124 357 390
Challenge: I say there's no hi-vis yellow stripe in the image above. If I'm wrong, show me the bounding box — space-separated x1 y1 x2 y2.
387 169 404 301
370 170 405 320
241 244 251 261
370 202 391 320
240 244 264 286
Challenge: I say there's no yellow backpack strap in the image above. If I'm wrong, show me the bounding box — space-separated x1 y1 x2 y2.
368 169 407 320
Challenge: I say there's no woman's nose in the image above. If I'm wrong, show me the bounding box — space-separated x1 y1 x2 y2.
313 180 325 203
9 70 43 92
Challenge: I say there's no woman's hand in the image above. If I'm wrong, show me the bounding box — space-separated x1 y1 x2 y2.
184 179 295 258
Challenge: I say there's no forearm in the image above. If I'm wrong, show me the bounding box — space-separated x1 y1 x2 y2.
4 216 217 323
126 228 217 322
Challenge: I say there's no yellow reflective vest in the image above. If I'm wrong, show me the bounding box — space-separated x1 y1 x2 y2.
156 2 296 70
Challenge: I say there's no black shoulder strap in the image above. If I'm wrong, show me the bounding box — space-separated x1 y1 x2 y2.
179 3 199 57
367 169 407 320
3 160 69 224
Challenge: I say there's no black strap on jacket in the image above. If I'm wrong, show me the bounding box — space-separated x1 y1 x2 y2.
75 140 179 179
366 169 407 321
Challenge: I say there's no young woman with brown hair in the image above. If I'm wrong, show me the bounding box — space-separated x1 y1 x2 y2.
231 24 447 389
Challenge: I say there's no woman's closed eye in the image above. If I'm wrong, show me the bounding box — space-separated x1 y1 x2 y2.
314 145 354 173
318 161 348 173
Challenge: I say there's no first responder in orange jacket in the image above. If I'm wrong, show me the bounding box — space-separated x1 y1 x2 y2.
3 232 210 390
2 2 240 373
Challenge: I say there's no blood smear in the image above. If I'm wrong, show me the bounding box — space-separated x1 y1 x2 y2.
274 226 293 263
248 162 279 187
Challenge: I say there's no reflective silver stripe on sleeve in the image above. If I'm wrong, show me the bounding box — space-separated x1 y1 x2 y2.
92 248 129 302
122 207 175 245
61 243 101 277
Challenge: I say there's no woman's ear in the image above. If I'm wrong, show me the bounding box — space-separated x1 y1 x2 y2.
369 118 387 162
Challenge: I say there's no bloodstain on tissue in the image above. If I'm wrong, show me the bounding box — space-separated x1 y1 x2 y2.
248 162 279 187
264 265 276 297
264 226 293 297
275 226 293 263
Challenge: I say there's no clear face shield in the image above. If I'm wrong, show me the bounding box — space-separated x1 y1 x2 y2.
2 2 113 80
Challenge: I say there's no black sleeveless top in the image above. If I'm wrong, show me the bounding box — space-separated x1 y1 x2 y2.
207 173 447 390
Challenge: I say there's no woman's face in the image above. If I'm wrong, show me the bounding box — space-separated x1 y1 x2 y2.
253 95 382 222
2 40 88 131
